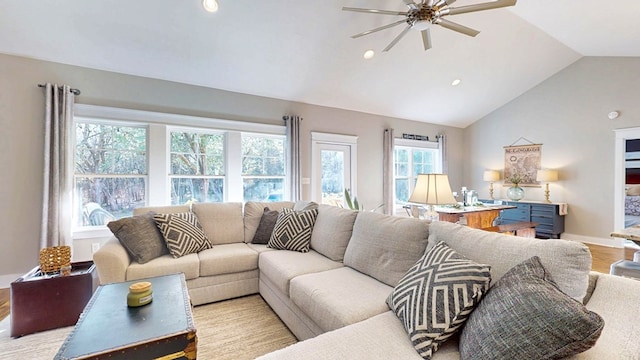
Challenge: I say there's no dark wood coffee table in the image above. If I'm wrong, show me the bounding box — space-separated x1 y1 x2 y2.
10 261 98 337
54 273 197 360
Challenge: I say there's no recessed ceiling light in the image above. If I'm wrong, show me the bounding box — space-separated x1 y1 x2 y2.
451 79 462 86
203 0 219 12
363 50 375 60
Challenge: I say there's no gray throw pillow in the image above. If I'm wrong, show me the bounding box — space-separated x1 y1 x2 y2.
460 256 605 360
153 212 212 258
268 208 318 252
387 241 491 360
252 207 279 244
107 212 168 264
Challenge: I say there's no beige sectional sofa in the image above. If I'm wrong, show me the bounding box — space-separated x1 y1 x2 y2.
93 201 640 359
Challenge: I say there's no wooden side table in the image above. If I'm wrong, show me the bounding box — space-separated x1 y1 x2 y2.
10 261 98 337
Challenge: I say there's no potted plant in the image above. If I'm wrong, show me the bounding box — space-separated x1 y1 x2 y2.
506 173 525 201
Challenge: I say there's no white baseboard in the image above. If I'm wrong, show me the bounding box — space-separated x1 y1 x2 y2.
0 273 22 289
561 233 625 248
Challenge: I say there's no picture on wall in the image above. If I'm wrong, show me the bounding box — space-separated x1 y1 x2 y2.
503 144 542 187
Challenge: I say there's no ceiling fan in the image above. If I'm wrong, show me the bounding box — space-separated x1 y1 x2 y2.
343 0 517 52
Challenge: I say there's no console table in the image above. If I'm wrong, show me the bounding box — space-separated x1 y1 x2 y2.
495 200 567 239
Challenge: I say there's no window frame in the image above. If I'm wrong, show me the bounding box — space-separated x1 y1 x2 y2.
73 104 286 239
393 138 442 213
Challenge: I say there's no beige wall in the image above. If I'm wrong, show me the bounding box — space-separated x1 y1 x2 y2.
465 57 640 244
0 53 463 281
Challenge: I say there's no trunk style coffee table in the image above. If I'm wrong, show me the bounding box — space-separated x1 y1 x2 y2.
54 273 197 360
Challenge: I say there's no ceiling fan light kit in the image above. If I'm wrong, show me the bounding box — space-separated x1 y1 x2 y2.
343 0 517 52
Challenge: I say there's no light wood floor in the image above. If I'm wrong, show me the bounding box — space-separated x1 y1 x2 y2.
0 243 636 324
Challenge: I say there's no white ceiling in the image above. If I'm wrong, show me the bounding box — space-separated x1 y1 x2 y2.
1 0 639 128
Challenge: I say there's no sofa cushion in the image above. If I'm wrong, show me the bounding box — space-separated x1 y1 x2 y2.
310 205 358 262
268 208 318 252
133 205 190 216
126 253 200 280
192 202 244 245
344 211 430 287
427 221 592 301
293 201 319 211
460 256 604 360
107 211 168 264
252 208 280 244
290 267 393 332
154 212 212 258
256 311 442 360
259 249 343 296
388 241 491 360
198 243 259 276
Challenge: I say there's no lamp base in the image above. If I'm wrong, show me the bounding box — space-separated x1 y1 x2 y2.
543 183 551 203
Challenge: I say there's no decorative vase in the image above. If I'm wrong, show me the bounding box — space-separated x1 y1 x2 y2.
507 185 525 201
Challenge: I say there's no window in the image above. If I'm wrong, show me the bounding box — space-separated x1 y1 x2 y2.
73 105 286 233
394 139 441 211
169 130 225 205
242 134 285 202
74 122 147 227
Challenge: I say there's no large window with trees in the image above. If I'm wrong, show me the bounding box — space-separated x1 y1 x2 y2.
394 140 441 212
73 105 287 233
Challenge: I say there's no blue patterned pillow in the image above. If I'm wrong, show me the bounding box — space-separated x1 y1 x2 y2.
387 241 491 359
625 196 640 216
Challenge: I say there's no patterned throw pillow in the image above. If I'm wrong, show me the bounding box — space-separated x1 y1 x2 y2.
267 208 318 252
107 211 168 264
625 195 640 216
252 207 280 244
387 241 491 360
460 256 605 360
153 212 211 258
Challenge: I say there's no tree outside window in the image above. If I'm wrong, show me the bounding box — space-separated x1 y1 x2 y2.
242 135 285 202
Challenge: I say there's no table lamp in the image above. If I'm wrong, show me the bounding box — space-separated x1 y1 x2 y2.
536 169 558 203
483 170 500 200
408 174 458 221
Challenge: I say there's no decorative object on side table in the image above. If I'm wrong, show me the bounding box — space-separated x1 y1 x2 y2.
537 169 558 203
506 173 525 201
408 173 458 221
483 170 500 200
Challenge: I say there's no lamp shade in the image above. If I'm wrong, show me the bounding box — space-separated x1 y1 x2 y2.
483 170 500 182
536 169 558 182
408 174 458 205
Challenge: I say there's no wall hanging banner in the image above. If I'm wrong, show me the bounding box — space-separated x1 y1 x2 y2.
503 144 542 187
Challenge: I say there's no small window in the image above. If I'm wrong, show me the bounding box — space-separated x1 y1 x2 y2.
169 130 225 205
74 122 147 227
394 144 440 211
242 134 285 202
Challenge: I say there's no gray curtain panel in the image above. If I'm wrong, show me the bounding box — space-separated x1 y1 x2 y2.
284 115 302 202
383 128 395 215
41 83 76 249
438 134 447 173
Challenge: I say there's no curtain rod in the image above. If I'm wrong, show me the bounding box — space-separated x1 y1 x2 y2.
38 84 81 96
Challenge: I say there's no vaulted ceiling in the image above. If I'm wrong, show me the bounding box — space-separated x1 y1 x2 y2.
2 0 639 127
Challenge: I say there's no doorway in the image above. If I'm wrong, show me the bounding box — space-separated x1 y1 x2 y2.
311 132 358 206
614 127 640 247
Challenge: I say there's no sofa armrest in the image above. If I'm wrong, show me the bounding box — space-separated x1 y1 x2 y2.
92 237 131 284
581 273 640 358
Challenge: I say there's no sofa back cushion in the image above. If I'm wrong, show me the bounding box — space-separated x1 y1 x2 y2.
310 205 358 262
133 205 190 216
427 221 592 302
243 201 295 243
192 202 244 245
344 212 430 287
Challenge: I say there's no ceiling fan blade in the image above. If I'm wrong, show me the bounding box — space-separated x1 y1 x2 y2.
421 28 432 50
342 7 408 16
383 25 413 52
403 0 419 10
433 0 456 6
434 18 480 37
444 0 517 16
351 19 408 39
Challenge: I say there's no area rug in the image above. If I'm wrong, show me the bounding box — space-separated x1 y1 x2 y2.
0 294 297 359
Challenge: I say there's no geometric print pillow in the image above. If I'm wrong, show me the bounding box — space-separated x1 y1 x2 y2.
153 212 212 258
387 241 491 360
267 208 318 253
